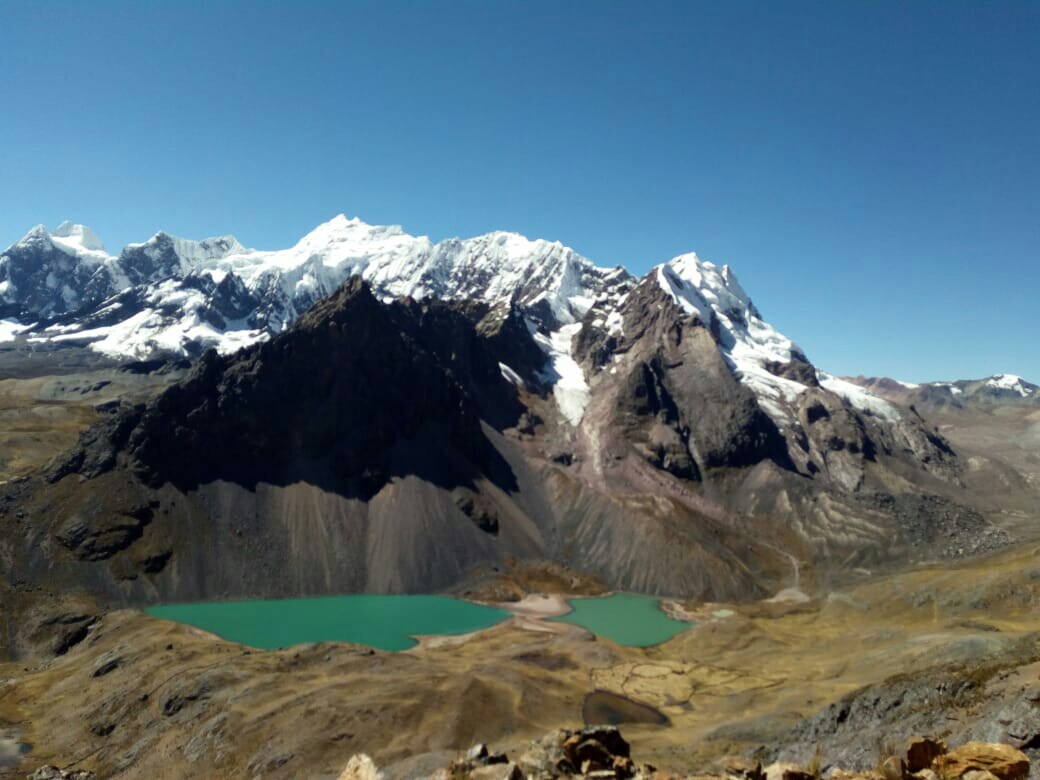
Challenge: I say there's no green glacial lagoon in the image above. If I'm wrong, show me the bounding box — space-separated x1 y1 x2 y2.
146 594 509 652
146 591 692 652
550 592 691 647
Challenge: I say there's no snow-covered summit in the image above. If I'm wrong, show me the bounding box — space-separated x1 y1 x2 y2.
53 221 107 253
655 251 824 424
11 222 112 263
124 231 249 270
985 373 1035 397
13 224 52 247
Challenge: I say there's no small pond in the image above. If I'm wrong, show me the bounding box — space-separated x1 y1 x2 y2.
549 592 691 647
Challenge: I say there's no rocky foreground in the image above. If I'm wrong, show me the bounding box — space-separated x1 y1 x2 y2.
26 727 1035 780
335 728 1035 780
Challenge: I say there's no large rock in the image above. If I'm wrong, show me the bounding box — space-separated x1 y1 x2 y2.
907 738 947 773
942 742 1030 780
337 753 383 780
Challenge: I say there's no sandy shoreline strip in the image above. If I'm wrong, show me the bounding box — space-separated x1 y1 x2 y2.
409 593 579 650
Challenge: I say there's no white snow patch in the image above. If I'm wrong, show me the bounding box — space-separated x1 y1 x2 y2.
46 222 113 264
535 323 589 426
499 362 525 388
818 372 901 422
0 319 27 342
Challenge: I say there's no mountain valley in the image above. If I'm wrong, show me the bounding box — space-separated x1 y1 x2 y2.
0 217 1037 779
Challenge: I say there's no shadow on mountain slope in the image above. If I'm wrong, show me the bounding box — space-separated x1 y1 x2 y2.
48 278 523 500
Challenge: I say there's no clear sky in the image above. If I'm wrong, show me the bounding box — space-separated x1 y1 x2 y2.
1 1 1037 382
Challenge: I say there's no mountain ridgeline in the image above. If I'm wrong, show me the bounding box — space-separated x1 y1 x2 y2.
0 216 1029 607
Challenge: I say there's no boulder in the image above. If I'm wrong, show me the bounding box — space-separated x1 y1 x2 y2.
573 740 612 773
881 755 907 780
337 753 383 780
906 738 947 773
722 756 764 780
941 742 1029 780
466 743 490 762
577 726 631 758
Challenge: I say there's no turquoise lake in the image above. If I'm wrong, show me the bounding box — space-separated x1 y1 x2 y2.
146 591 692 652
550 592 691 647
146 594 510 652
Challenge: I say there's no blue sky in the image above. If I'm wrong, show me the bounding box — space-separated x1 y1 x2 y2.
1 1 1037 382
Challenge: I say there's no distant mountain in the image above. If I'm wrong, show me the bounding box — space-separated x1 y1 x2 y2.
847 374 1040 409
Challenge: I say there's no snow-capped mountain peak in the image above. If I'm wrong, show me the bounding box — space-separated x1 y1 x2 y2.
10 222 113 264
986 373 1034 397
53 221 106 253
14 224 52 248
655 250 823 424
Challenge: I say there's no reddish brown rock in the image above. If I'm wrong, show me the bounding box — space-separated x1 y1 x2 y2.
941 742 1030 780
906 738 947 773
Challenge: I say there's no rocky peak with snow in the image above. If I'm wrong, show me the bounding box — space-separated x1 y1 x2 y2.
1 223 117 318
983 373 1038 398
653 252 821 425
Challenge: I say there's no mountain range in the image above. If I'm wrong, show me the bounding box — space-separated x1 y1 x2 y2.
7 216 1032 424
3 216 1034 611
